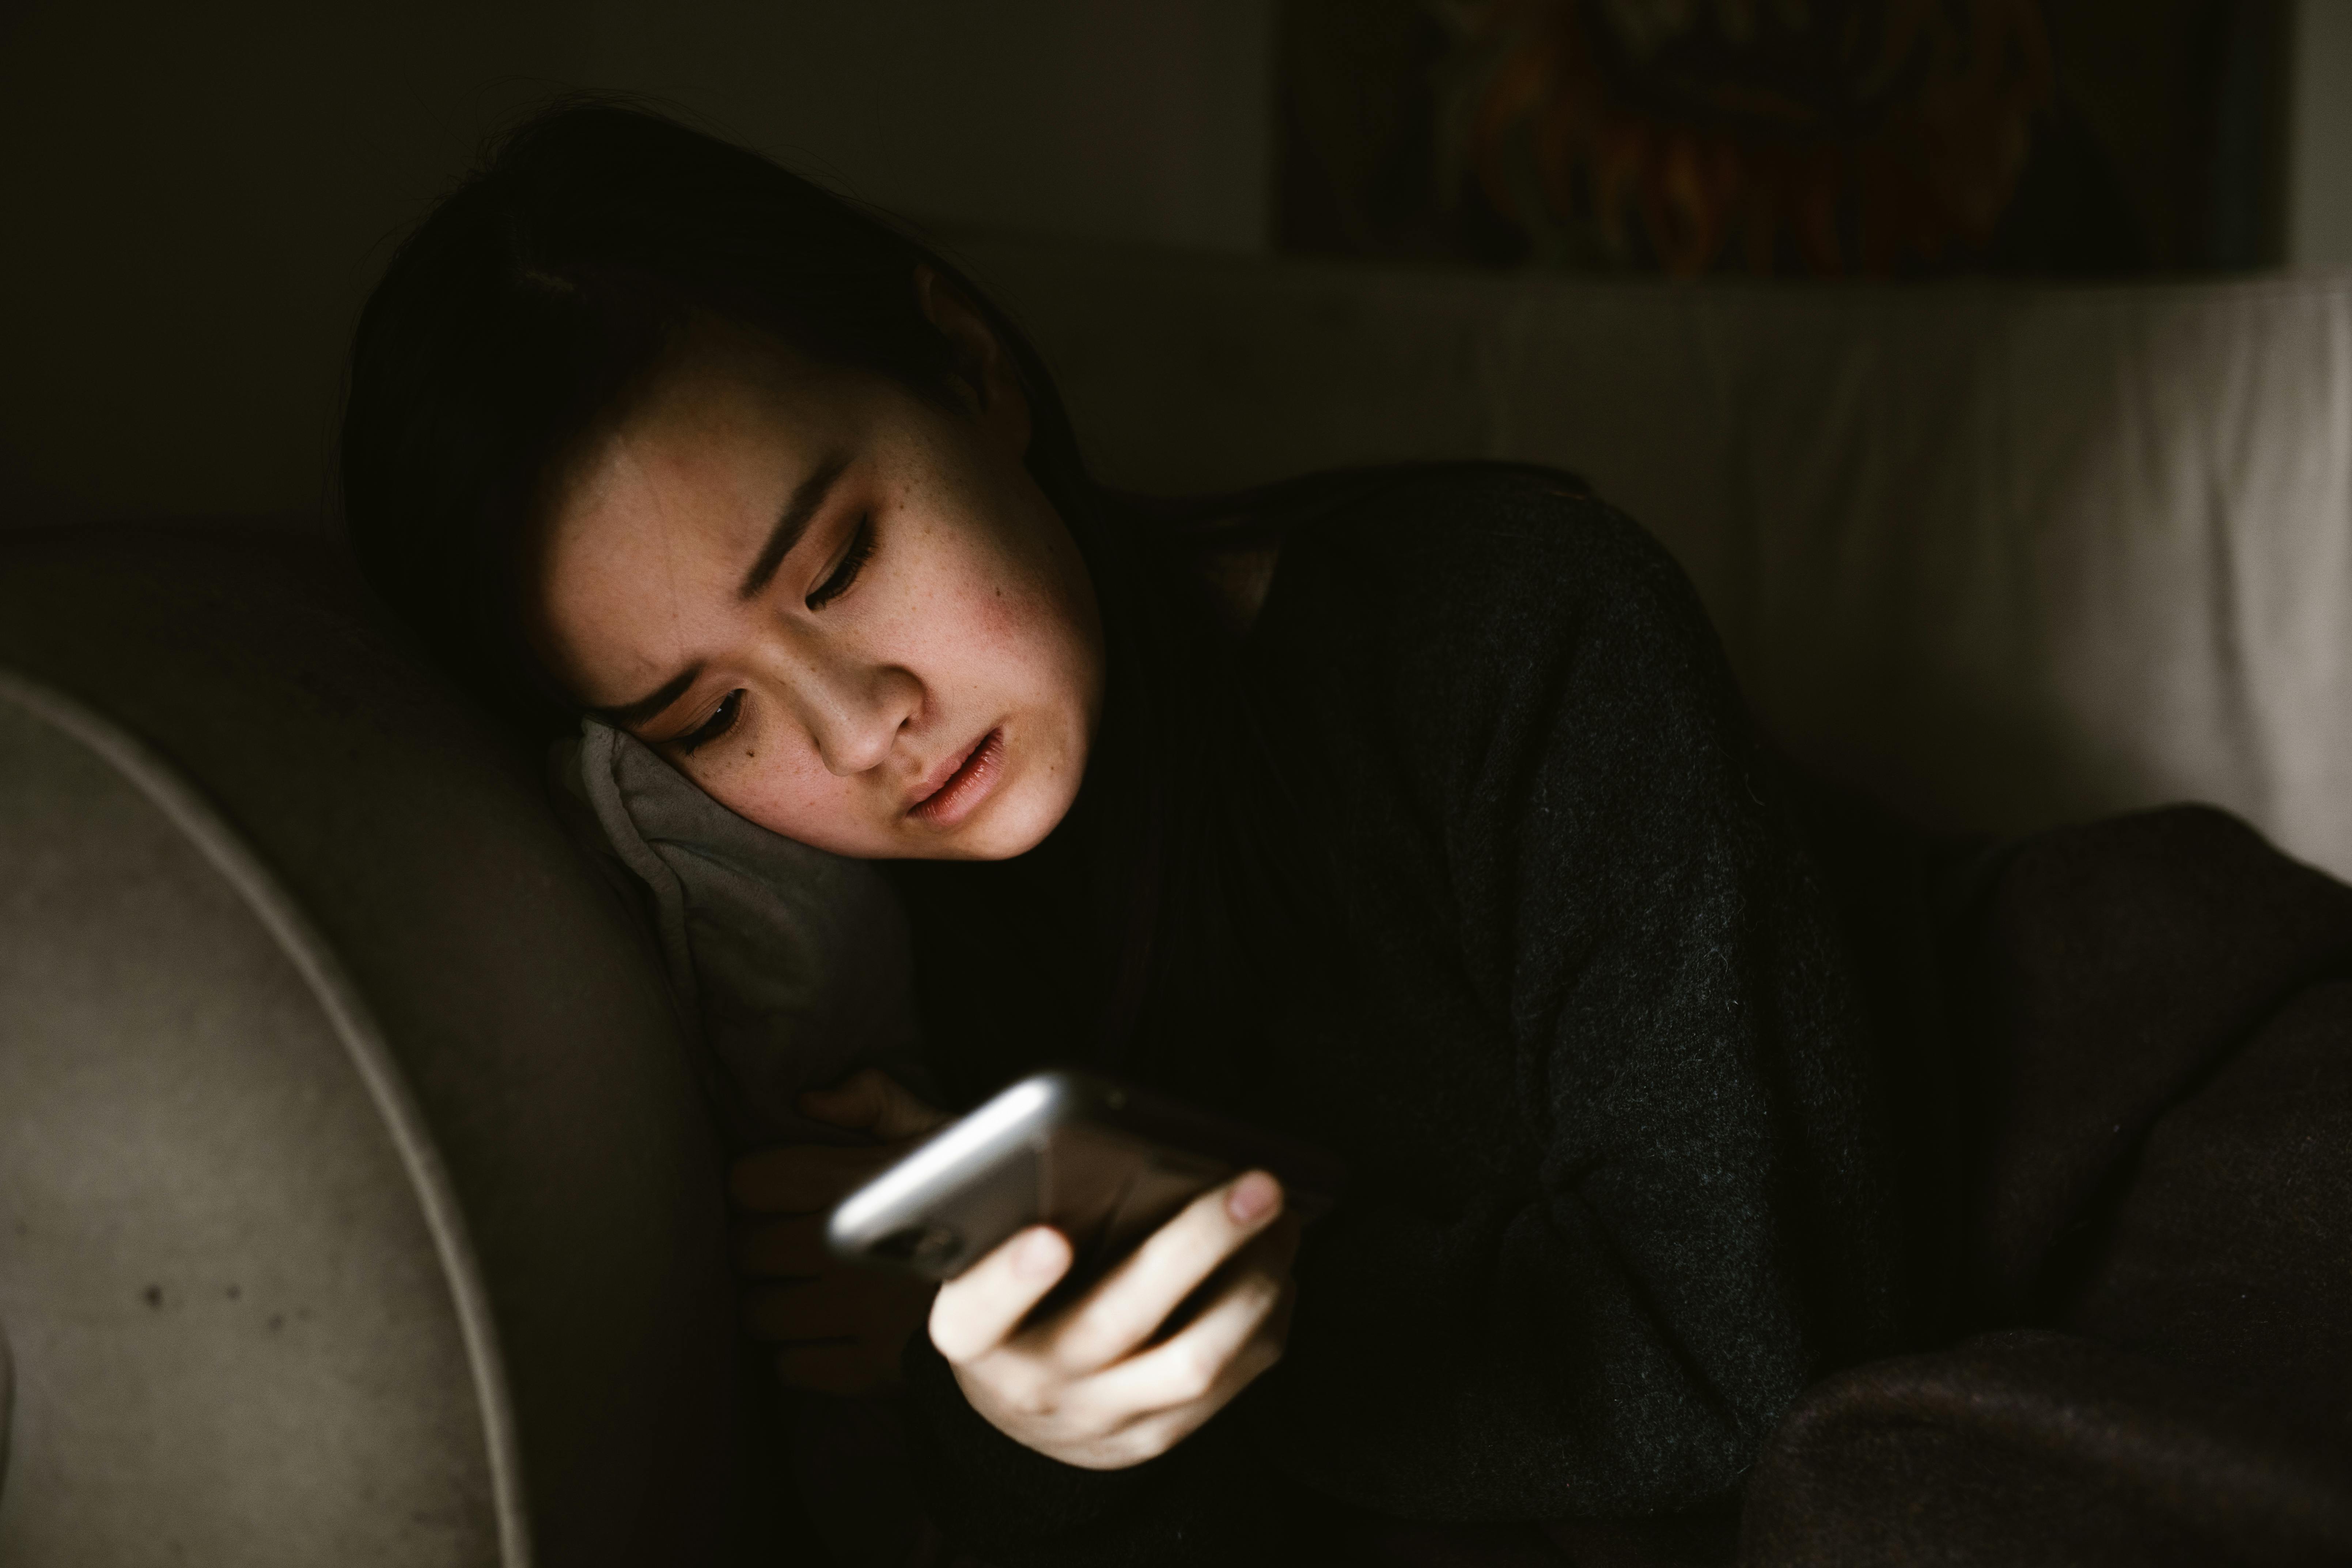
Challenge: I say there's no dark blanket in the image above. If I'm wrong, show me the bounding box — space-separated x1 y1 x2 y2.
1739 803 2352 1566
1342 804 2352 1567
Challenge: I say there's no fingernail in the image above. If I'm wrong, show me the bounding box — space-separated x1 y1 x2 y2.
1227 1172 1280 1225
1014 1228 1064 1280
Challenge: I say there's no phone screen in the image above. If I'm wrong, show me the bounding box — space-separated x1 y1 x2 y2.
827 1071 1343 1280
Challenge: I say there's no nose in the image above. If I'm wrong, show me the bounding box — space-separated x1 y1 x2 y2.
792 656 921 777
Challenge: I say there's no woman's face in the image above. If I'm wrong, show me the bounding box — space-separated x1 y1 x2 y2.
528 280 1105 860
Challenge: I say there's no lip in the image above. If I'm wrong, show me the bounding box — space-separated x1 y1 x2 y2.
907 728 1006 830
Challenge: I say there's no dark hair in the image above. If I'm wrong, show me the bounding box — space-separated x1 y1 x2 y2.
339 97 1104 732
340 96 1322 1078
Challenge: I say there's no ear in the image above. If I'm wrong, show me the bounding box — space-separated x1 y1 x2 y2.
914 264 1033 460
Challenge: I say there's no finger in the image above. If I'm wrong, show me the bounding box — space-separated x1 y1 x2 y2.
798 1068 950 1141
1060 1288 1295 1472
733 1215 830 1278
728 1144 894 1213
771 1341 897 1398
1047 1172 1285 1373
1101 1303 1289 1462
794 1068 893 1133
744 1279 887 1342
928 1226 1071 1364
743 1265 937 1341
1088 1236 1294 1419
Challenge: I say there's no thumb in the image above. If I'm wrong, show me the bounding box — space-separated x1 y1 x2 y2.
799 1068 948 1141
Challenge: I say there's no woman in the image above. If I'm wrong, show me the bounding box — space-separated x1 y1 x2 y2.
337 94 1900 1563
338 103 2349 1567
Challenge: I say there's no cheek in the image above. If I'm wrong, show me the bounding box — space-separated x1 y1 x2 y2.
971 577 1040 661
941 529 1094 707
682 723 881 855
864 527 1055 705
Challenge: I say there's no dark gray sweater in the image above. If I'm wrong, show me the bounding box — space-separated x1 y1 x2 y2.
893 466 1906 1564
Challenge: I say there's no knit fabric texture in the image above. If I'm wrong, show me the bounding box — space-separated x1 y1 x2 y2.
894 467 1908 1565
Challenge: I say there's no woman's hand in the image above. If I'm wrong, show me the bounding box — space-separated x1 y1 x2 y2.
730 1068 951 1396
930 1171 1299 1470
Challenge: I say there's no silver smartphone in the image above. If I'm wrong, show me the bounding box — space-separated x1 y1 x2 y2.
825 1069 1346 1282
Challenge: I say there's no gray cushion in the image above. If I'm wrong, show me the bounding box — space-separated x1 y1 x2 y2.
555 720 927 1150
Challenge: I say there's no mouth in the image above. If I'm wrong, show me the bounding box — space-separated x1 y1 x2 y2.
908 728 1006 829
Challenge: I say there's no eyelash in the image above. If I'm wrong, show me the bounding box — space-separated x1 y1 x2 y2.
678 516 874 757
678 689 743 755
806 516 876 610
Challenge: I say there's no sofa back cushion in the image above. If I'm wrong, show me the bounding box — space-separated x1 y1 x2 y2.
962 241 2352 882
0 529 735 1566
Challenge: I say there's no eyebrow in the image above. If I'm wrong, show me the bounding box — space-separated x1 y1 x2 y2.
738 449 851 601
592 664 702 730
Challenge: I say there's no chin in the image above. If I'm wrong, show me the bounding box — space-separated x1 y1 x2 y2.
940 766 1078 861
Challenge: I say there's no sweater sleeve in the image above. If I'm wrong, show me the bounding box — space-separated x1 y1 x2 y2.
899 1328 1320 1567
1247 469 1903 1517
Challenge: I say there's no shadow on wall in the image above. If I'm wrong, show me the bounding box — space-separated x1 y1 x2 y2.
0 0 1275 534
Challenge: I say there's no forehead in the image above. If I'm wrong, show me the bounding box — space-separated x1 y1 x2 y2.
569 326 851 523
528 329 865 693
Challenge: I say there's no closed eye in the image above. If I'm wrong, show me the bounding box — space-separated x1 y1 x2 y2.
806 516 875 610
677 689 744 754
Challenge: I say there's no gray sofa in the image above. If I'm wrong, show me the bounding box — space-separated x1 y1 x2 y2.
2 248 2347 1563
958 239 2352 887
0 532 735 1565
